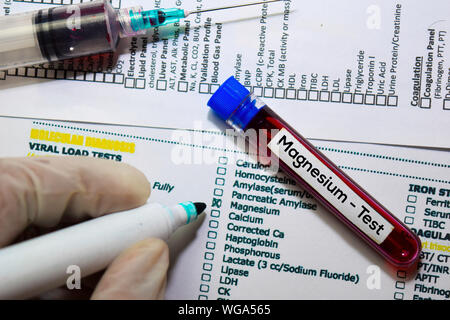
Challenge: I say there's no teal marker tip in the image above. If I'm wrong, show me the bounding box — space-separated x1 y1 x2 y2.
180 201 206 224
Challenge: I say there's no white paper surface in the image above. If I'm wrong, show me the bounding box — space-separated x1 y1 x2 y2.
0 0 449 148
1 115 448 300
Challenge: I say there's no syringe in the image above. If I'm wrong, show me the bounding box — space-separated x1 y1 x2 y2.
0 0 282 71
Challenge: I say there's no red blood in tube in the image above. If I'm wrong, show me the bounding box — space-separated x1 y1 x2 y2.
208 77 421 268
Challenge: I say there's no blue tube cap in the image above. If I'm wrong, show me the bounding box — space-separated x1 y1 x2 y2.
208 76 262 129
207 76 250 121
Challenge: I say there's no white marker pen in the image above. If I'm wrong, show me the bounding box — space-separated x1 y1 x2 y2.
0 201 206 300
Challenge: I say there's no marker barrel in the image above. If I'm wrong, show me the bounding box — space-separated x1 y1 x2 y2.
0 203 192 299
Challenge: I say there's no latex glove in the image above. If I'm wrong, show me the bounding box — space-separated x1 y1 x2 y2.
0 156 169 300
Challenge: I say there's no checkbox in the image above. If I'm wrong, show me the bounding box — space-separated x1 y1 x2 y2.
135 78 146 89
94 72 104 82
212 198 222 209
0 71 6 80
395 281 405 289
407 195 417 203
201 273 211 282
85 72 94 81
365 94 375 105
244 85 252 93
36 68 46 78
210 209 220 218
206 241 216 250
46 69 56 79
65 71 75 80
199 284 210 293
27 68 37 77
17 68 26 76
75 71 85 81
297 89 307 100
264 87 274 98
376 95 387 106
178 81 188 92
319 91 330 102
308 90 319 101
420 97 431 109
157 79 167 91
209 220 219 229
397 270 406 278
207 231 217 239
211 84 220 93
342 92 352 103
331 92 341 103
198 295 208 300
404 216 414 225
388 95 398 107
125 78 135 88
406 205 416 214
354 93 364 104
215 177 225 186
104 73 114 83
275 88 285 99
444 99 450 110
217 167 227 175
394 292 404 300
214 188 223 197
114 73 124 84
218 156 228 165
7 69 16 76
55 70 65 79
286 89 297 100
199 83 210 94
204 252 214 260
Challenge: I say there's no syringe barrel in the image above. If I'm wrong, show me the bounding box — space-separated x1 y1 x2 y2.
0 0 120 71
0 11 46 70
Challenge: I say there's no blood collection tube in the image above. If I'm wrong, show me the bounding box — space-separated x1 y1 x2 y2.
208 76 421 267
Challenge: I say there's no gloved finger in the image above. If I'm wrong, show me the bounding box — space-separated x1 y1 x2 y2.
91 238 169 300
0 157 150 247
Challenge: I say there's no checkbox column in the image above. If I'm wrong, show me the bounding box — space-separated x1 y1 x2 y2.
198 156 228 299
393 270 407 300
404 194 417 225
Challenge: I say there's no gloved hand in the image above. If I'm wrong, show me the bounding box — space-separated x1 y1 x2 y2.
0 156 169 300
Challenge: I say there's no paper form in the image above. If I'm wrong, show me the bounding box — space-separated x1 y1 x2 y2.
0 116 448 300
0 0 449 148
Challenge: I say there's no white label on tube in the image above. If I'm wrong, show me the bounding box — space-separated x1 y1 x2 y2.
268 128 394 245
